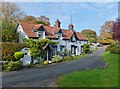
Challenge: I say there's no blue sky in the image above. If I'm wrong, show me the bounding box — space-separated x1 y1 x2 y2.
17 2 118 35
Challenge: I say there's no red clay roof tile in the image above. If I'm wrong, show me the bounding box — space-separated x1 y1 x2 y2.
75 32 87 40
18 20 87 40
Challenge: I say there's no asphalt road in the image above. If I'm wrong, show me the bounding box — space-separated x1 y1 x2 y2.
2 47 107 87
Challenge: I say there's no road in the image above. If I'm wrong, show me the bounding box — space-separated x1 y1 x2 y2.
2 47 106 87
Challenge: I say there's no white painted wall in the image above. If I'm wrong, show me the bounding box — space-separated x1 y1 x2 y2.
17 24 29 42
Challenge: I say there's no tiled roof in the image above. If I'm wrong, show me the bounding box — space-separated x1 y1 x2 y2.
18 20 87 40
18 20 38 38
62 29 74 39
75 32 87 40
44 25 60 34
33 24 43 31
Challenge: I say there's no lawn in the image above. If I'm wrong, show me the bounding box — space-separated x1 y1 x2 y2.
56 51 119 87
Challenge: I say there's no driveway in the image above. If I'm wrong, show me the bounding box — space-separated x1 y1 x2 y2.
2 47 106 87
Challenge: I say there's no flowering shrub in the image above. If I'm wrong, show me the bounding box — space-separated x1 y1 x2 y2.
44 60 49 65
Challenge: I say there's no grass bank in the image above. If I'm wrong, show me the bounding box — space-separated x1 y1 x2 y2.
56 51 119 87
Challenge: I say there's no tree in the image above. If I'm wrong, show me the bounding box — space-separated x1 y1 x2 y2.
99 21 114 44
22 15 50 25
81 29 97 43
112 19 120 41
23 15 37 23
2 21 19 42
37 16 50 25
1 2 24 22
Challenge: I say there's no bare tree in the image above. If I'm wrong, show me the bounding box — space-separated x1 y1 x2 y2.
1 2 24 22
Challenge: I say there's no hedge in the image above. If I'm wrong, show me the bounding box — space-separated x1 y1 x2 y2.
14 52 24 60
2 42 28 61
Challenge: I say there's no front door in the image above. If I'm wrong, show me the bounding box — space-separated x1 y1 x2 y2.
71 45 77 56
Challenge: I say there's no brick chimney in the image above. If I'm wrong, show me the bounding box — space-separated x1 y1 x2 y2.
68 24 74 30
55 19 61 28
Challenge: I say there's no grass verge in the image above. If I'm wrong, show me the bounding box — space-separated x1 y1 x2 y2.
56 51 119 87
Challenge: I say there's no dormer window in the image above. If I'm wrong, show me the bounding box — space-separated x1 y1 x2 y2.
57 33 62 39
37 31 43 38
71 35 75 42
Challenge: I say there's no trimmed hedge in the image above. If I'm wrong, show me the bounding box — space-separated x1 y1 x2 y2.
2 42 28 61
14 52 24 60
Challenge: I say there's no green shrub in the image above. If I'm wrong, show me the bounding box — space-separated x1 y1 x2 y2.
8 61 23 71
64 49 69 56
2 42 27 61
14 52 24 60
2 62 9 70
83 44 90 54
63 56 73 61
106 41 120 54
80 52 86 55
111 47 120 54
52 55 61 63
72 56 80 60
58 51 64 56
3 61 23 71
106 45 111 51
39 59 44 65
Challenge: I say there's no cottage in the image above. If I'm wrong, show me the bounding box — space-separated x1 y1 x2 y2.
16 19 88 60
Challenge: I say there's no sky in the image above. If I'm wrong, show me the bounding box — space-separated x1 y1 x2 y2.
16 1 118 36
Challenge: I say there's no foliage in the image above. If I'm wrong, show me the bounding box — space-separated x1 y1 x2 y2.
63 56 73 61
58 51 64 56
1 2 24 22
72 55 81 60
23 15 37 23
112 19 120 41
58 49 69 57
81 29 97 43
14 52 24 60
99 21 114 44
43 61 49 65
26 38 58 59
64 49 69 56
101 38 113 45
52 55 61 63
22 15 50 25
106 41 120 54
2 21 19 42
2 61 23 71
2 42 27 61
57 52 119 87
37 16 50 25
83 44 90 54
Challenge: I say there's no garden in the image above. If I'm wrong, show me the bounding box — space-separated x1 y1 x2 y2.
2 39 91 71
